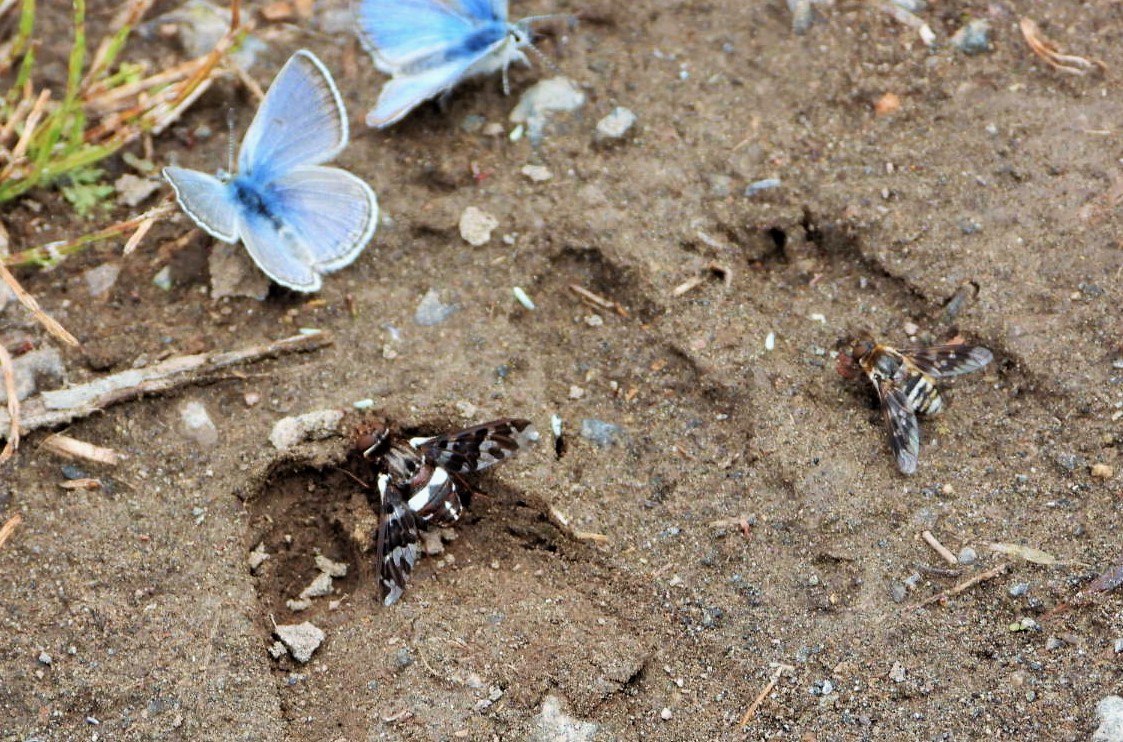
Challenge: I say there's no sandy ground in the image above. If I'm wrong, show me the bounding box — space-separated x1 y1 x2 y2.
1 0 1121 739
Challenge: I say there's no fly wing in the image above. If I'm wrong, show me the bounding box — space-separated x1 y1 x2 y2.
413 418 538 474
405 466 466 527
903 344 993 378
238 50 348 180
376 474 420 606
880 383 920 475
162 167 238 242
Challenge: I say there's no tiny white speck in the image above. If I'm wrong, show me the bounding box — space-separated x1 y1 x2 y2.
764 331 776 351
550 414 563 437
809 313 826 323
352 399 375 410
509 124 524 142
513 286 536 310
298 327 322 336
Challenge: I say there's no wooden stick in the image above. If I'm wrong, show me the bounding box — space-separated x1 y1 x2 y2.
921 530 958 566
0 513 21 550
0 343 18 464
739 663 792 726
0 331 333 440
40 433 121 465
0 261 79 346
912 563 1009 610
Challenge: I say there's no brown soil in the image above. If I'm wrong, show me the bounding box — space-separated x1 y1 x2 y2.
1 0 1121 740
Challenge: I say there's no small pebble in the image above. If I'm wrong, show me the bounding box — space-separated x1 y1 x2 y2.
459 206 499 246
957 546 977 565
764 331 776 351
114 173 161 207
509 77 586 143
84 263 120 298
285 598 311 612
273 622 324 663
513 286 536 310
415 288 458 326
888 662 906 683
269 409 344 450
248 542 270 573
1045 636 1064 651
660 707 673 721
744 178 782 196
569 385 585 400
38 652 52 666
1009 582 1030 597
1093 696 1123 742
395 647 414 668
902 321 919 336
460 114 486 133
585 314 604 327
180 400 218 447
594 106 637 145
580 419 624 447
951 19 991 54
299 572 334 599
352 398 374 410
1113 638 1123 654
455 400 478 418
1091 464 1114 480
152 265 173 291
244 392 261 407
521 164 553 182
268 641 287 659
314 555 347 578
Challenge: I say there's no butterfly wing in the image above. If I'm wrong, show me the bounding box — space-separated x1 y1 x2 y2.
376 474 420 606
879 383 920 475
414 418 538 474
354 0 498 72
266 165 379 273
365 56 489 127
235 203 322 292
902 344 993 378
162 167 238 242
238 50 348 181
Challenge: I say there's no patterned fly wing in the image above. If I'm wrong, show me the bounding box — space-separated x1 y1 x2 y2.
879 383 921 475
901 344 993 378
412 418 539 474
375 473 420 606
373 417 538 605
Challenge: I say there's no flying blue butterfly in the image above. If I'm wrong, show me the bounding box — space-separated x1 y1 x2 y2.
163 50 378 292
354 0 549 128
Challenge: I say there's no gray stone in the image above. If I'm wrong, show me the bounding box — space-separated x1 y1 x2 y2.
531 695 600 742
1093 696 1123 742
509 77 586 143
951 19 991 55
84 263 120 298
580 419 624 447
414 288 458 326
0 347 66 403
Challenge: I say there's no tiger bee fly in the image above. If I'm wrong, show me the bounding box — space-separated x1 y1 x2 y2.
839 334 993 475
360 418 538 605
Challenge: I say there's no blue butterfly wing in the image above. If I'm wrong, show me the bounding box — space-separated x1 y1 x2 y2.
236 207 322 293
238 50 348 182
268 165 379 272
365 53 486 127
355 0 487 71
162 167 238 242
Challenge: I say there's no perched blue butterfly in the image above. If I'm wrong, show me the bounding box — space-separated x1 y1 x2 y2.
354 0 548 128
163 50 378 292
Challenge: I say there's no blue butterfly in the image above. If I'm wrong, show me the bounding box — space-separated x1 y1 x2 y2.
163 50 378 292
354 0 546 128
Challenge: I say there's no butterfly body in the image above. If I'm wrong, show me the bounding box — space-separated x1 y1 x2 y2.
163 50 378 292
354 0 536 127
848 337 992 475
365 418 538 604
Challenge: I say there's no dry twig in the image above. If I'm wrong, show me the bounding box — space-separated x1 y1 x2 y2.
912 563 1009 610
921 530 958 566
0 332 333 441
567 284 629 318
40 433 121 465
0 343 18 464
740 663 793 726
1020 18 1106 76
0 261 79 346
0 513 22 551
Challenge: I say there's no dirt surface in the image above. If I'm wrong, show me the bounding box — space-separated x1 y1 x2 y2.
1 0 1121 739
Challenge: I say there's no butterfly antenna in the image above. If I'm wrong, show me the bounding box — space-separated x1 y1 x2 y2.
526 42 559 74
225 107 237 173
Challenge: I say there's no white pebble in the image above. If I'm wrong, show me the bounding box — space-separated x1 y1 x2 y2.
660 707 673 721
521 164 553 182
180 400 218 447
459 206 499 246
269 409 345 450
274 622 324 663
595 106 637 144
764 331 776 351
513 286 536 310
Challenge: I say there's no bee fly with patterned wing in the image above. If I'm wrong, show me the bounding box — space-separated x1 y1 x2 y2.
362 418 539 605
841 335 993 475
